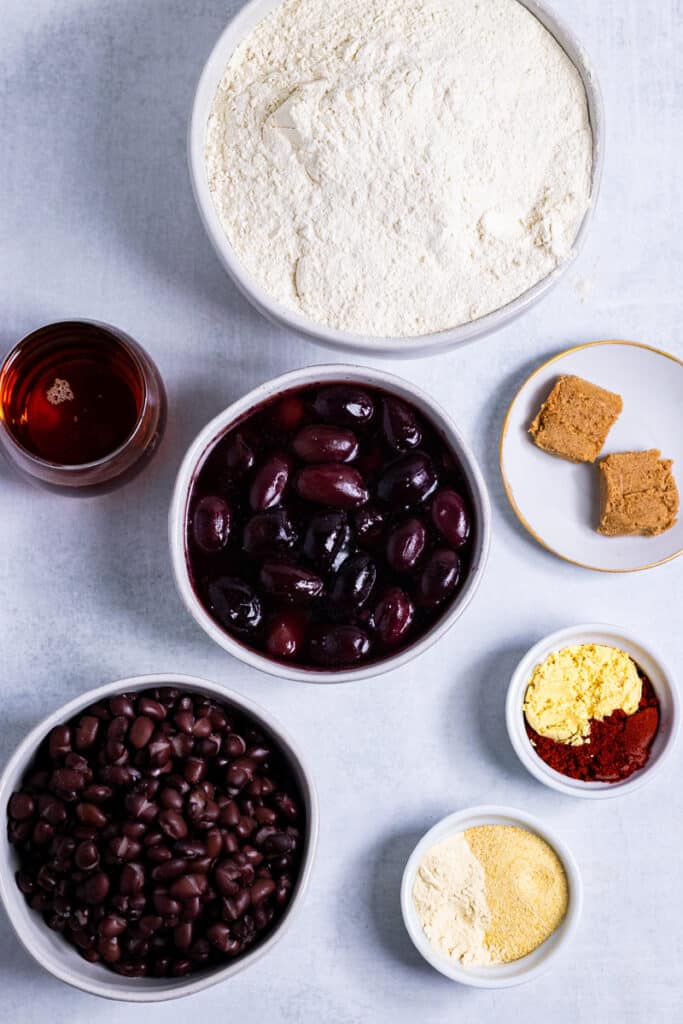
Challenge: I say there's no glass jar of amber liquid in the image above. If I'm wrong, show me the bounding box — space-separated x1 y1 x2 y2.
0 321 166 495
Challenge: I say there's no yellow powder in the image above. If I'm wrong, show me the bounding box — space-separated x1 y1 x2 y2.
466 825 568 963
523 643 642 746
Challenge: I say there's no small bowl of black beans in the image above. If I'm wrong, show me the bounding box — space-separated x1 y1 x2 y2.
170 365 491 682
0 674 318 1001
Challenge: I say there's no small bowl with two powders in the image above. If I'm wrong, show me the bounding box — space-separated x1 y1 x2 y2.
401 805 583 988
506 623 679 799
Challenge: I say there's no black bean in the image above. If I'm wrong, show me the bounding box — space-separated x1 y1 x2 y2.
108 835 141 863
50 768 85 795
109 696 135 719
147 736 172 767
222 889 251 921
82 784 112 804
138 914 163 936
183 758 207 785
151 859 188 882
74 717 100 750
120 863 146 895
48 726 71 760
152 890 180 917
74 842 100 872
8 793 35 821
174 838 206 860
250 878 276 905
129 716 155 749
173 922 193 951
99 914 126 938
32 821 54 845
158 810 188 840
223 734 246 758
7 687 304 980
83 872 110 904
75 803 107 829
170 874 207 899
180 897 201 922
159 787 183 811
98 936 122 963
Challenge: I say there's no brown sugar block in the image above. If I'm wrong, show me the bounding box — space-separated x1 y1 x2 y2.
598 450 679 537
529 375 623 462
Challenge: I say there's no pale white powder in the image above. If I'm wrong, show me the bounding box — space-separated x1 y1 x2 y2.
412 832 492 966
206 0 593 338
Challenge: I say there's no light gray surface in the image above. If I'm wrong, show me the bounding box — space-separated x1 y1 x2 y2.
0 0 681 1020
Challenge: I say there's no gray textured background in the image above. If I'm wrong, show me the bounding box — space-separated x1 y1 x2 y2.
1 1 682 1021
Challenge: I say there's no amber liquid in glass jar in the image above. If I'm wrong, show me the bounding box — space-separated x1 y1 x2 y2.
2 325 143 465
0 321 166 494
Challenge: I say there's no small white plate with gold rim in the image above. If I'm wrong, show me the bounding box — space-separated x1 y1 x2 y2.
499 340 683 572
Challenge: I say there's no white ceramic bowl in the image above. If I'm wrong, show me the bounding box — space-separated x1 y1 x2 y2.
188 0 604 358
506 624 680 798
0 674 319 1002
169 364 491 683
400 805 582 988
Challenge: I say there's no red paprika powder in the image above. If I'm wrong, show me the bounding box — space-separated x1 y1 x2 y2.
526 677 660 782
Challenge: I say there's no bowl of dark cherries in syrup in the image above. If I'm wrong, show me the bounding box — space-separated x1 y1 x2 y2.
170 366 491 682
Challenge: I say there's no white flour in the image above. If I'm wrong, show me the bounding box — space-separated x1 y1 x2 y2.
206 0 593 338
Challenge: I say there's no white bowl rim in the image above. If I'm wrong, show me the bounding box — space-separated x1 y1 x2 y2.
0 673 319 1002
187 0 605 358
168 363 492 684
505 623 681 799
400 804 583 988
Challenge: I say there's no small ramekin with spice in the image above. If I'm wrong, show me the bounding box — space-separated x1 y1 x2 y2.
401 807 582 988
506 624 679 798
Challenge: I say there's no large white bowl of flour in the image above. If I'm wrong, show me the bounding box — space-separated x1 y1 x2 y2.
190 0 603 356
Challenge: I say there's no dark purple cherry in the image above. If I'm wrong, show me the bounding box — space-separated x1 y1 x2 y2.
374 588 414 645
418 549 461 608
386 518 426 572
249 454 292 511
243 509 298 558
431 489 471 549
224 432 254 480
266 611 308 659
303 511 351 574
293 425 359 463
329 553 377 614
208 578 263 634
354 504 386 550
377 452 437 506
382 397 423 451
259 564 324 604
313 386 374 426
308 625 371 667
296 465 369 508
192 496 231 553
271 394 305 432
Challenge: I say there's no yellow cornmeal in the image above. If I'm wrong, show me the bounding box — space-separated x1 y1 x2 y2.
466 826 568 963
523 643 642 746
